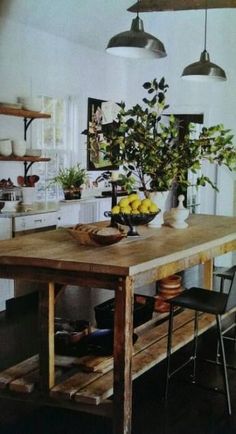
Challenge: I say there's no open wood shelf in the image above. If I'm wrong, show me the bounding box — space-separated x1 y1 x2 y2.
0 106 51 119
0 156 50 162
0 310 217 412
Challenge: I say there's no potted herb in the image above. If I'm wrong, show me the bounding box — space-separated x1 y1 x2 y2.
52 164 88 200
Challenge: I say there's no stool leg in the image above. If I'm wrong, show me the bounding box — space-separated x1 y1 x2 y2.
191 311 199 382
165 304 174 401
216 314 231 415
216 277 226 363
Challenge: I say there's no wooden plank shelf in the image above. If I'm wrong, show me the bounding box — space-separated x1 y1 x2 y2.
0 106 51 119
0 310 217 409
0 156 50 162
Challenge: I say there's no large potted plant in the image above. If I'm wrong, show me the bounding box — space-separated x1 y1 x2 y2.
103 78 236 225
52 164 88 200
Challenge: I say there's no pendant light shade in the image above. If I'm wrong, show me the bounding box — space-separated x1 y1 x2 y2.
106 14 167 59
181 6 226 81
182 50 227 82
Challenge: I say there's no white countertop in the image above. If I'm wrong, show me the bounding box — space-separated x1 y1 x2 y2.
0 195 112 218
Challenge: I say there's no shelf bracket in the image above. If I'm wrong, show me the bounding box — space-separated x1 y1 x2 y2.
23 117 34 141
24 160 34 182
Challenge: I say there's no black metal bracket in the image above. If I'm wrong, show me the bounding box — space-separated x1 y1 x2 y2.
23 117 34 141
23 161 34 182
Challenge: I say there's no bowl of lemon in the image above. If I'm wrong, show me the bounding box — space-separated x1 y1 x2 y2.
104 193 160 236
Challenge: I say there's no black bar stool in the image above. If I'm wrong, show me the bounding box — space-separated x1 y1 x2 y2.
214 265 236 293
165 272 236 415
214 266 236 362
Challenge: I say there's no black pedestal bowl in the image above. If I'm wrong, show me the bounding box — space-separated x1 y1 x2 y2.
104 211 160 236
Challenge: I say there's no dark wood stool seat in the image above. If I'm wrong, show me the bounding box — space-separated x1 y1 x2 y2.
165 273 236 416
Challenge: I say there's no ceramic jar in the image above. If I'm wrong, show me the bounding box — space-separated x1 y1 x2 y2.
0 139 12 156
12 140 26 157
21 186 35 205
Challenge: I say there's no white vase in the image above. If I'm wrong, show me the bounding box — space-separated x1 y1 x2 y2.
148 191 170 228
21 187 35 205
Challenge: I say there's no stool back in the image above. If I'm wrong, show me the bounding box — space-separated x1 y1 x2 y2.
225 271 236 312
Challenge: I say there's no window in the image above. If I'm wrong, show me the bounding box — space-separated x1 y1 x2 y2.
33 96 80 201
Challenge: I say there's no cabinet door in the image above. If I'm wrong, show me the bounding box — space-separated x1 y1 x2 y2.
79 201 99 224
96 198 111 222
57 204 80 227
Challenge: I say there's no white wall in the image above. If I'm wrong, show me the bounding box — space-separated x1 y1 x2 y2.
123 10 236 217
0 10 235 216
0 17 128 184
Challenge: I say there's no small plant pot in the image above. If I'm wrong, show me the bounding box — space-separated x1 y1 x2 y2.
63 188 81 200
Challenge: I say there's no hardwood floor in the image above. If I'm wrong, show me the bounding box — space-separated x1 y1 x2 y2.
0 267 236 434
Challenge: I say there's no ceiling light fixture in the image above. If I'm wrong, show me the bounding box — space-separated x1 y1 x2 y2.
181 2 226 81
106 2 166 59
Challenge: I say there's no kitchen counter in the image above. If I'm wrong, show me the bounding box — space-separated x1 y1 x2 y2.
0 195 112 218
0 201 59 218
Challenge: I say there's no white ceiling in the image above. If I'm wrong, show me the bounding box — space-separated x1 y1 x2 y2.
0 0 153 51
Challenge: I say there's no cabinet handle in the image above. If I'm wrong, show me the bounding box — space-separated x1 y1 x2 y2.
34 219 43 223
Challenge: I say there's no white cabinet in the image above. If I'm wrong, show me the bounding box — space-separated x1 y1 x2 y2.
0 217 12 240
96 197 111 222
57 203 80 227
79 201 98 224
57 198 112 226
79 198 111 223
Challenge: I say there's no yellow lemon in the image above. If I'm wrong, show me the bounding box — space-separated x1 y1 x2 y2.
149 203 159 213
131 199 141 210
121 205 131 214
118 198 129 208
111 205 120 214
131 209 140 214
141 198 152 208
128 193 139 203
138 205 149 214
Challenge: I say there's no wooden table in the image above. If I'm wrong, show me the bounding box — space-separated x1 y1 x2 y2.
0 214 236 434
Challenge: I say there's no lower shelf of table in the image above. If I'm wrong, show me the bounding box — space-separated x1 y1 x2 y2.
0 309 218 415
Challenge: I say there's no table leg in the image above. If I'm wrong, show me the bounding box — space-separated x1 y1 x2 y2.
203 259 213 290
113 276 134 434
38 281 55 391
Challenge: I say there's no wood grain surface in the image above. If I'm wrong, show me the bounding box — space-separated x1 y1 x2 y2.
0 215 235 279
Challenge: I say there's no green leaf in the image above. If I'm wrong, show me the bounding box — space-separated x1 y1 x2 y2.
143 82 151 89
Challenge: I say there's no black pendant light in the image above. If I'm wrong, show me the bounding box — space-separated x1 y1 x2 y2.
106 2 166 59
181 3 226 81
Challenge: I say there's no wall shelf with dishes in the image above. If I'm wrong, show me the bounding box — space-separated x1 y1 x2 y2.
0 104 51 179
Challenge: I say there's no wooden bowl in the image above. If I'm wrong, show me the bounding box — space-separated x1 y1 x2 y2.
90 230 126 246
68 224 126 246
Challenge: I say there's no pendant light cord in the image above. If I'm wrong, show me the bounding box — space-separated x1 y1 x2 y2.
204 7 207 51
137 0 141 18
